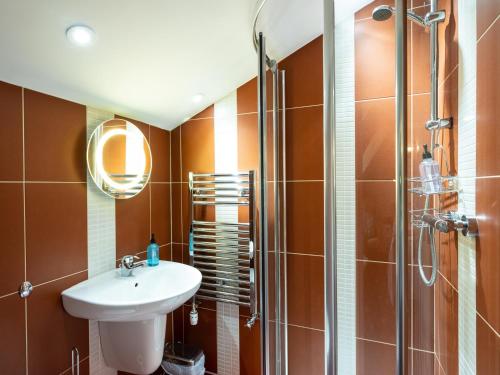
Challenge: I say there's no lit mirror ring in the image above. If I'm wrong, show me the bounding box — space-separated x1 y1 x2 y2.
87 119 152 199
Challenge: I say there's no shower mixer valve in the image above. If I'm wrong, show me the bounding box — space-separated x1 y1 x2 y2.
421 211 479 237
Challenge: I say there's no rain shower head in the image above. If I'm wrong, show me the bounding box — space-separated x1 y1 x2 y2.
372 5 427 27
372 5 394 21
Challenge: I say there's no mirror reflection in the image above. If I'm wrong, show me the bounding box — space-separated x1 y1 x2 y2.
87 119 152 199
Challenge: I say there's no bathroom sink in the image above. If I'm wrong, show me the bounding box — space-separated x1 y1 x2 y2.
61 261 201 374
62 260 201 321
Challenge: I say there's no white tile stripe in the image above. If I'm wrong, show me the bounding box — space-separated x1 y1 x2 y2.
86 107 117 375
214 92 240 375
457 1 477 374
335 15 356 375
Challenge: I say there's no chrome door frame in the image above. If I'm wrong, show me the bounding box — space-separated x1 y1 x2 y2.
323 1 337 375
323 1 408 374
395 1 409 374
257 31 270 375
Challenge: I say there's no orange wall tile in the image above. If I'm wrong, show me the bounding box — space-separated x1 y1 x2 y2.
0 81 23 181
0 82 172 373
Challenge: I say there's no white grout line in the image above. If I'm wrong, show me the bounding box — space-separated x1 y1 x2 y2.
179 126 184 245
25 299 28 375
356 179 396 183
438 64 459 89
438 270 458 294
477 14 499 44
22 87 26 281
356 258 396 265
0 291 19 300
286 322 324 333
24 181 86 184
477 311 500 338
410 347 435 355
286 252 324 257
22 87 29 375
356 336 396 347
283 179 324 183
437 270 500 349
475 175 500 180
283 103 323 111
356 95 396 103
435 351 447 374
32 269 87 289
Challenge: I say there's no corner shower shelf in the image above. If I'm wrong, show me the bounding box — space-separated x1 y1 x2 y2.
408 175 459 196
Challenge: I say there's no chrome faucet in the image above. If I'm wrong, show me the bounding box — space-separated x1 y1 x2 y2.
120 255 146 277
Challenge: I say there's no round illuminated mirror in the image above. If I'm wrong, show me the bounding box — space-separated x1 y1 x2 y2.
87 119 152 199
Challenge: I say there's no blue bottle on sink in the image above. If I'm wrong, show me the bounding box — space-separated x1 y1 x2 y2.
147 233 159 266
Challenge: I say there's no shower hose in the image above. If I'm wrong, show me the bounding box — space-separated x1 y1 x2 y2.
417 128 441 287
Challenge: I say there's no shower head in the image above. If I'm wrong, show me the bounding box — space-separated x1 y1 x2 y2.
372 5 394 21
372 5 427 27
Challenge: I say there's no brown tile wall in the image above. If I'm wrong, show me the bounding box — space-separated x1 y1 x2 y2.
0 81 172 374
169 36 324 374
475 2 500 373
169 106 218 373
166 0 500 375
354 1 459 374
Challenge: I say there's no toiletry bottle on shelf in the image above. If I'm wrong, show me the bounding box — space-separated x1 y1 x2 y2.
147 233 159 266
419 144 442 194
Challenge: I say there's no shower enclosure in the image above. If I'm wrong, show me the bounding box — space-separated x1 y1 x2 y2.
253 0 470 374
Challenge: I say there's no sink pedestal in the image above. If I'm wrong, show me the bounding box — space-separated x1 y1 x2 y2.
99 315 166 375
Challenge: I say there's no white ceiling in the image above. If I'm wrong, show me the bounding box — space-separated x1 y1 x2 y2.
0 0 371 130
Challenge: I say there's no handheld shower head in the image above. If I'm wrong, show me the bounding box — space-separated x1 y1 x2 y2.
372 5 394 21
372 4 427 27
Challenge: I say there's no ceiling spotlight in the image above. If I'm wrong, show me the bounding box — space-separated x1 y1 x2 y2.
192 93 205 103
66 24 95 46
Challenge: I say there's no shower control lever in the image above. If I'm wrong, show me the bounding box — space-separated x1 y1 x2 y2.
424 10 446 25
425 117 452 130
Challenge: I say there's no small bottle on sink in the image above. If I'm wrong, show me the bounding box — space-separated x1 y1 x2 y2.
147 233 159 266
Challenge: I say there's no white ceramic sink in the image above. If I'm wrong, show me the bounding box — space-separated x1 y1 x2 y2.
61 261 201 374
62 260 201 321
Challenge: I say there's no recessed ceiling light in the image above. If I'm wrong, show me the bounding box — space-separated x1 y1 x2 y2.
192 93 205 103
66 24 95 46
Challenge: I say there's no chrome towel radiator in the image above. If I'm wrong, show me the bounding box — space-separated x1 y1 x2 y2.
188 171 258 328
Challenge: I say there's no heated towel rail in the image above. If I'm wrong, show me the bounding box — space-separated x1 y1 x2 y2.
188 171 258 327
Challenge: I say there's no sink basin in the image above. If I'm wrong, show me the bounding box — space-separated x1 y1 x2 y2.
62 260 201 321
62 261 201 374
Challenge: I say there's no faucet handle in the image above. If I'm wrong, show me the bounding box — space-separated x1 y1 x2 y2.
121 255 140 269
